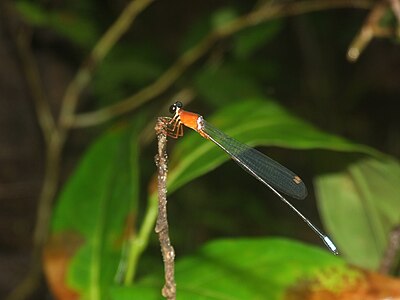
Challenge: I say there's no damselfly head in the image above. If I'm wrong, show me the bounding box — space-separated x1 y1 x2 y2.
169 101 183 114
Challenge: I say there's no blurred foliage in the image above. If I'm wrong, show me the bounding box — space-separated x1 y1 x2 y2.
93 44 167 105
14 0 400 299
51 118 144 298
16 1 99 47
316 157 400 269
110 239 354 300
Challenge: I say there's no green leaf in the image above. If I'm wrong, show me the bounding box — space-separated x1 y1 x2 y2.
315 157 400 269
156 99 398 270
15 1 98 47
93 44 166 105
211 7 238 30
194 66 264 107
234 20 282 59
166 98 379 196
179 6 238 53
110 238 356 300
49 12 98 47
15 1 49 26
51 120 143 298
179 16 211 54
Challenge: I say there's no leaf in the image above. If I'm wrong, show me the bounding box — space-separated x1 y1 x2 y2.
49 12 98 47
234 20 282 59
194 66 265 107
179 17 211 54
15 1 49 26
110 238 360 300
210 7 238 30
315 157 400 269
48 120 143 299
15 1 98 47
179 6 238 53
158 99 400 271
93 44 166 105
166 98 379 196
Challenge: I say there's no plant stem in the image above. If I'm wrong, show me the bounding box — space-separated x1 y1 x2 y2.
124 194 158 284
154 118 176 299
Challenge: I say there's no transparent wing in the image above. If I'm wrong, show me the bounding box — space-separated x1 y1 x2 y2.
202 120 307 199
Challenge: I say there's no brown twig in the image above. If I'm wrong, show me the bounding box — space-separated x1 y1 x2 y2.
379 225 400 274
140 88 196 147
59 0 155 128
347 1 389 62
71 0 374 128
15 26 55 143
155 118 176 300
388 0 400 24
347 0 400 62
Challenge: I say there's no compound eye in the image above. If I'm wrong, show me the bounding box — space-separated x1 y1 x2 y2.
169 104 176 114
169 101 183 114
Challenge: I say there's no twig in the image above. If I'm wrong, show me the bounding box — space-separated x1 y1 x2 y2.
15 26 55 143
7 132 64 300
140 88 196 147
71 0 374 128
379 225 400 274
155 118 176 300
1 3 61 299
388 0 400 24
347 0 400 62
59 0 155 128
347 1 389 62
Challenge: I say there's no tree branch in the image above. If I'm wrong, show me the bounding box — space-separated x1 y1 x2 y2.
71 0 373 128
379 225 400 275
59 0 155 129
15 26 56 143
347 1 389 61
155 118 176 300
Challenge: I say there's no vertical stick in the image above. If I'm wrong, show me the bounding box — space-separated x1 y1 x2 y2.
379 226 400 274
155 118 176 300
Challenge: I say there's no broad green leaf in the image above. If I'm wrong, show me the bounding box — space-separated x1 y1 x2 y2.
315 157 400 269
234 20 282 59
194 66 264 107
157 99 399 271
51 120 143 299
166 98 379 195
110 238 357 300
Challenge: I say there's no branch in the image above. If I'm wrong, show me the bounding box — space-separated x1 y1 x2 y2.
59 0 155 128
388 0 400 24
347 0 400 62
379 225 400 274
15 27 56 143
155 118 176 300
71 0 373 128
347 1 389 61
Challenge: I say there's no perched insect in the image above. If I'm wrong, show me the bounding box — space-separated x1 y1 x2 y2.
164 101 338 255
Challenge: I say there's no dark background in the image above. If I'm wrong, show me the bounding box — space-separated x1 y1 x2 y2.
0 0 399 298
